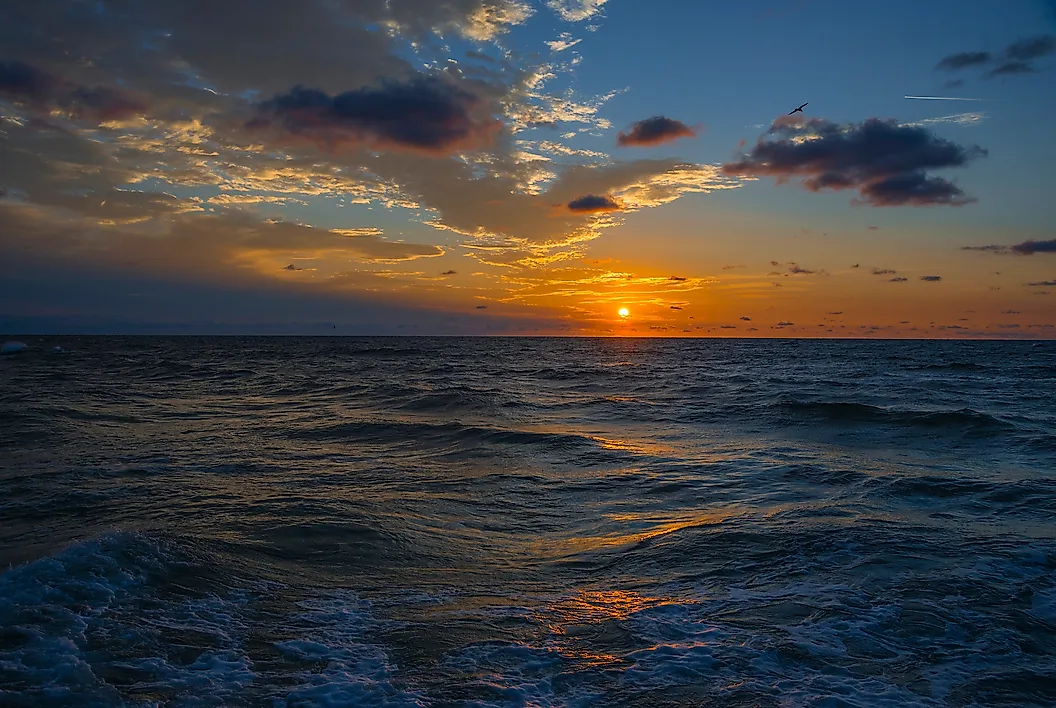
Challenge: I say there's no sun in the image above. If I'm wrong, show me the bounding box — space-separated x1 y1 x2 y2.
618 307 630 318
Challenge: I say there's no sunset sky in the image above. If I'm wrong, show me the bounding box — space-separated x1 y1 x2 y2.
1 0 1054 336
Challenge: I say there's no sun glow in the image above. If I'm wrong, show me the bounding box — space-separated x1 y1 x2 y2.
618 307 630 318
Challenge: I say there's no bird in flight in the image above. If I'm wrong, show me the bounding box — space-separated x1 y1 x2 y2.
788 102 808 115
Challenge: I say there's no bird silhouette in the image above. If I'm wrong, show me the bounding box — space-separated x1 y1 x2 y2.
788 102 808 115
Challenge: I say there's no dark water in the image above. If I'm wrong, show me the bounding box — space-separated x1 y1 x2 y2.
2 337 1055 707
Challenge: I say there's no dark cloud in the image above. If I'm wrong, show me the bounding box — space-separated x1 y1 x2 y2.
476 305 488 309
872 268 897 275
867 226 880 231
670 305 683 310
989 60 1036 77
828 311 843 315
669 275 687 281
722 117 986 207
617 116 697 147
441 269 457 275
920 275 943 282
889 277 908 282
250 77 501 155
1028 280 1056 286
936 35 1055 79
936 51 992 71
962 239 1056 255
722 264 744 270
283 264 303 271
1006 35 1056 61
776 321 794 326
740 316 751 321
720 325 736 329
788 263 817 274
567 194 622 213
0 59 146 122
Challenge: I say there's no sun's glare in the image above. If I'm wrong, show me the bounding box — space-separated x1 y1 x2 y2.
618 307 630 318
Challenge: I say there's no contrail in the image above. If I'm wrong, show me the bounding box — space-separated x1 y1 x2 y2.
904 95 984 101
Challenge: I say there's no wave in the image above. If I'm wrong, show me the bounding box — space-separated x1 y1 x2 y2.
777 401 1012 431
904 362 989 372
0 533 422 707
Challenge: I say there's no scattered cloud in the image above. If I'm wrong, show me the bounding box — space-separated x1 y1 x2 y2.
1027 280 1056 286
722 264 745 270
548 0 608 22
617 116 698 147
776 321 794 326
722 116 986 206
441 269 458 276
283 264 303 271
962 239 1056 255
935 35 1056 79
872 268 897 275
740 316 751 321
546 32 583 52
920 275 943 282
889 277 908 282
670 305 683 310
669 276 687 282
567 194 622 213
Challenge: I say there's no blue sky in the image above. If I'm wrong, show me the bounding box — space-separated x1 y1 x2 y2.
1 0 1054 336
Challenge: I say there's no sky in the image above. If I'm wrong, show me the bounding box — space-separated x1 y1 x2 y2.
1 0 1054 337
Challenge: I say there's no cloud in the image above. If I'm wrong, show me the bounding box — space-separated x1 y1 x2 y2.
476 304 488 309
546 33 582 52
872 268 897 275
617 116 697 147
989 61 1036 76
567 194 622 213
670 305 683 310
1028 280 1056 286
910 112 987 127
548 0 608 22
936 51 992 71
962 238 1056 255
740 316 751 321
722 117 986 206
1006 35 1056 61
889 277 908 282
920 275 943 282
669 276 687 281
935 35 1055 78
776 321 794 326
0 59 147 122
441 269 458 275
283 264 303 271
722 264 745 270
249 78 502 155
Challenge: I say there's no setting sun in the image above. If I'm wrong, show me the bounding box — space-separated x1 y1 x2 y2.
618 307 630 318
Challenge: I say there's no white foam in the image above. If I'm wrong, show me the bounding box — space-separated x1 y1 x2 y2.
0 536 421 707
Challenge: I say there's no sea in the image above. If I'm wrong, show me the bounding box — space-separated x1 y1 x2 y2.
1 336 1054 707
